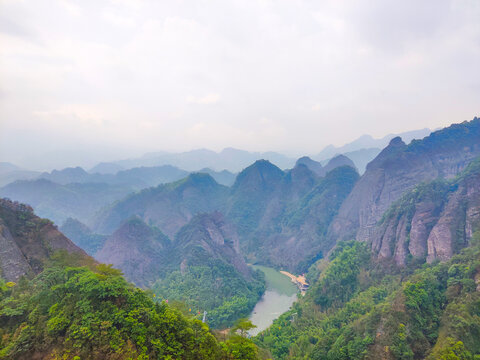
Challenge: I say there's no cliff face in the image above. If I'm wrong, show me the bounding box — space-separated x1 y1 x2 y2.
0 198 89 282
95 212 251 287
329 118 480 245
254 165 359 271
95 217 170 287
172 212 251 279
370 158 480 265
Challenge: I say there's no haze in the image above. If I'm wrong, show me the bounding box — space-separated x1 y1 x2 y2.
1 0 479 168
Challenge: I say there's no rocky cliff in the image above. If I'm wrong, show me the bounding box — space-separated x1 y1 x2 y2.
0 198 89 282
329 117 480 245
172 212 251 279
371 157 480 265
95 217 170 287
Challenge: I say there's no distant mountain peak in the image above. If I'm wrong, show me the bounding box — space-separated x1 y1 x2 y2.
177 172 219 188
295 156 324 176
388 136 405 146
232 159 284 191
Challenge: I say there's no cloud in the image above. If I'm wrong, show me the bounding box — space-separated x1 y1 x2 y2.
187 94 221 105
0 0 479 166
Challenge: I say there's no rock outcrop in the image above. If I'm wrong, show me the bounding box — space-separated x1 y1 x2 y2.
370 157 480 265
0 198 89 282
96 217 170 287
172 212 251 279
329 118 480 246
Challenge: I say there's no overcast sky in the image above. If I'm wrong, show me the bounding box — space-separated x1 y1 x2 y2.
1 0 479 165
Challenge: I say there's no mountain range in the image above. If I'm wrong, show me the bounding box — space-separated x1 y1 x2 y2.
1 118 479 359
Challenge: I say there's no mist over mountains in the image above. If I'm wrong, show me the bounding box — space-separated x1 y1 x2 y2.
2 118 480 359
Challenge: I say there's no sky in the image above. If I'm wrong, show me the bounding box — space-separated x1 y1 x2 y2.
0 0 479 167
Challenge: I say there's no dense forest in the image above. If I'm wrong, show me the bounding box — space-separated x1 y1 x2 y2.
255 236 480 359
0 252 261 359
152 259 265 329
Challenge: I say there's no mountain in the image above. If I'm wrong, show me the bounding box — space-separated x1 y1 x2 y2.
227 160 286 237
39 165 189 189
95 217 170 287
322 154 356 174
0 162 40 187
371 157 480 266
59 217 107 256
197 168 237 186
0 206 259 359
170 212 250 277
249 165 359 271
328 118 480 246
151 212 265 329
38 164 235 188
95 159 358 271
0 179 133 226
89 161 124 174
94 173 229 236
315 127 432 160
295 156 324 176
111 147 296 172
0 198 89 282
341 147 382 174
95 211 264 328
296 155 356 177
257 235 480 359
39 166 92 184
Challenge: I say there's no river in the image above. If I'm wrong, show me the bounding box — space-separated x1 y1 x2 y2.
248 265 298 336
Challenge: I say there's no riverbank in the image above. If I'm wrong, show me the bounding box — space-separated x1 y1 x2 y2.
248 265 298 336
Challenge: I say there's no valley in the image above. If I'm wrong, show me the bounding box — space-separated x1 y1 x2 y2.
248 266 298 336
2 1 479 358
1 117 480 359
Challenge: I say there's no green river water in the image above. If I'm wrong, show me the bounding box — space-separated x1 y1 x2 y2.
248 265 298 336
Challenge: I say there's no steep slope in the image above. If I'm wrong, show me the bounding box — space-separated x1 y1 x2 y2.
170 212 250 277
0 198 90 282
96 217 170 287
152 212 265 329
251 166 359 271
227 160 285 237
0 233 259 359
371 157 480 265
329 117 480 245
0 179 133 226
257 237 480 360
94 173 229 237
59 218 107 256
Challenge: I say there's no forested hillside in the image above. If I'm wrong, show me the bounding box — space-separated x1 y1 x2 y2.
255 158 480 359
256 236 480 359
0 202 261 359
